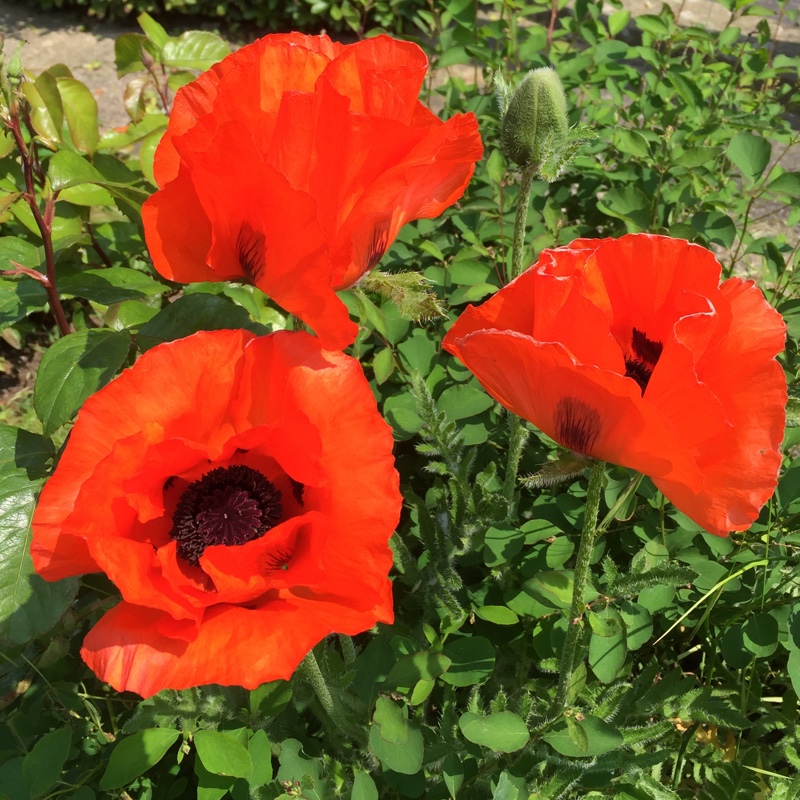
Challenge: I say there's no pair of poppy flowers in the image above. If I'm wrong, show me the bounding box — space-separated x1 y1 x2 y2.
32 34 786 698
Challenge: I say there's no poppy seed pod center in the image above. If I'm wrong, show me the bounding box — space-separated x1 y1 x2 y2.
170 465 283 566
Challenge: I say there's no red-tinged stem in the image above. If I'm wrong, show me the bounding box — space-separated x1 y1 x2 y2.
6 113 70 337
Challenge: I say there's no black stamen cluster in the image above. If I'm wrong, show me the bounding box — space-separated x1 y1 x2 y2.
170 465 282 566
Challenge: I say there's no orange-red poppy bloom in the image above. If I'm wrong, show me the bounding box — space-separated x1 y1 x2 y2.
142 33 483 350
31 330 400 697
444 234 787 535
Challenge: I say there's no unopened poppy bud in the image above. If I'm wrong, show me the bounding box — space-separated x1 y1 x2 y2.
501 67 569 172
5 42 25 91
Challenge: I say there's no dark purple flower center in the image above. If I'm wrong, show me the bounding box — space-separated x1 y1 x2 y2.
170 465 282 566
624 327 663 394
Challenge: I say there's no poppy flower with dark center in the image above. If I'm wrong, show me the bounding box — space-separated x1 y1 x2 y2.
142 33 483 350
443 234 787 535
31 330 400 697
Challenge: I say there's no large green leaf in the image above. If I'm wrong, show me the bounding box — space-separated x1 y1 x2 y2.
137 293 267 352
56 77 100 154
34 329 132 437
726 132 771 181
0 470 78 645
99 728 181 790
458 711 530 753
0 425 54 478
161 31 231 70
194 730 253 779
0 278 47 331
58 267 166 305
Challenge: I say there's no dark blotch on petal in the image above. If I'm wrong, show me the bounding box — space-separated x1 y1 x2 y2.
365 220 391 272
625 328 663 394
554 396 601 456
291 478 305 506
237 223 267 283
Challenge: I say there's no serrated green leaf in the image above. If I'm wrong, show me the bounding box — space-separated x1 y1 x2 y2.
0 470 78 645
137 294 267 352
161 31 231 70
0 425 54 478
34 329 131 436
59 267 166 305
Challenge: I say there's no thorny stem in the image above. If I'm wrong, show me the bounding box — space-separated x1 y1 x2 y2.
5 113 70 336
550 460 605 715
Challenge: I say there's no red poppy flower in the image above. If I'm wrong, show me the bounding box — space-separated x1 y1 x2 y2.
31 329 400 697
142 33 483 350
443 234 787 535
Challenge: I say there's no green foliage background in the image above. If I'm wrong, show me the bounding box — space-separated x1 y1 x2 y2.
2 0 800 798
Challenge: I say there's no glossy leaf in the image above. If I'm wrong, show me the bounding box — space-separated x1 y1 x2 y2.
34 329 132 436
0 470 78 645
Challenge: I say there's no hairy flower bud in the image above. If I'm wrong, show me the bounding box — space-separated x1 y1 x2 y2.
500 67 569 172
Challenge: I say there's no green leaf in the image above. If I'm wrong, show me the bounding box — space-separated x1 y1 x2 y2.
194 730 253 779
138 12 170 48
437 384 495 420
543 715 624 757
597 186 651 231
161 31 231 70
0 236 43 269
34 329 132 437
56 77 100 154
22 726 72 798
137 294 267 352
458 711 530 753
276 738 320 785
0 470 78 645
250 680 292 718
0 425 54 477
384 652 452 692
0 278 47 331
613 129 650 158
442 752 464 799
672 145 723 168
372 347 394 385
608 9 631 35
765 171 800 196
441 636 496 686
369 699 424 775
114 33 149 75
742 613 778 658
492 771 527 800
58 268 166 305
619 600 653 650
530 570 574 608
588 606 627 683
99 728 181 790
247 730 272 788
473 605 519 626
726 132 771 181
351 772 379 800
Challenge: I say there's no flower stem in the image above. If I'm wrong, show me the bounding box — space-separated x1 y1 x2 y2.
510 163 537 281
299 650 336 721
550 459 605 715
502 414 529 518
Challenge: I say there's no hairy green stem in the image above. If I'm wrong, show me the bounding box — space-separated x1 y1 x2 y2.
551 460 605 714
510 163 537 281
299 650 336 721
502 414 529 517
